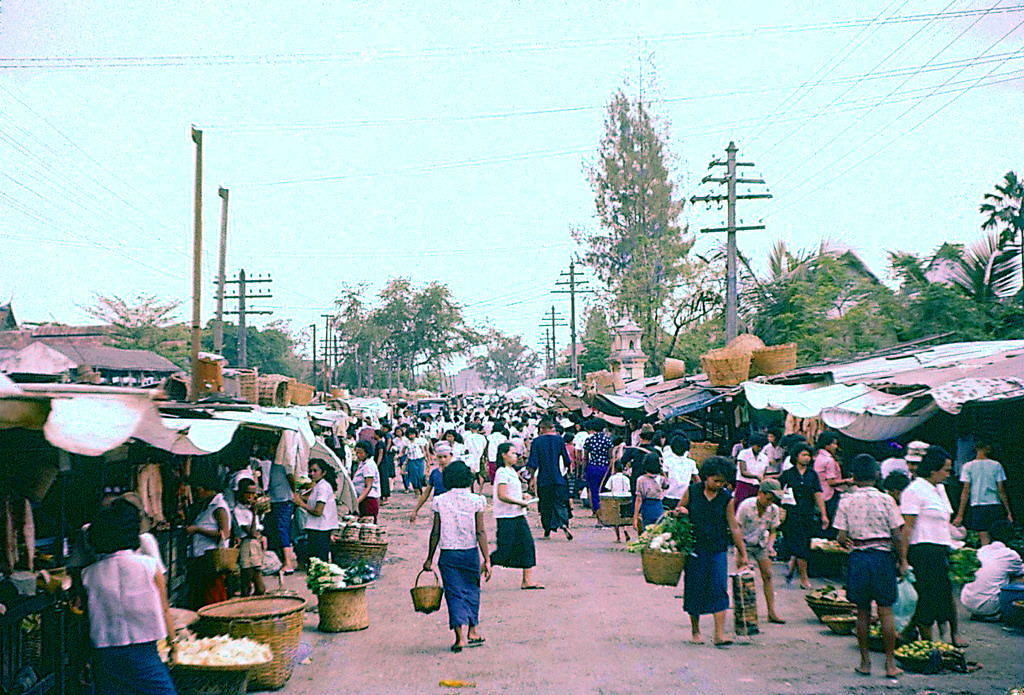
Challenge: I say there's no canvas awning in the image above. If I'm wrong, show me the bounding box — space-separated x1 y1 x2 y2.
132 414 241 456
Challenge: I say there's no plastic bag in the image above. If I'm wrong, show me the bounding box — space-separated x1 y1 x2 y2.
892 568 917 633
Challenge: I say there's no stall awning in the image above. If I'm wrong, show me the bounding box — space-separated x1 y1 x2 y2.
132 415 241 456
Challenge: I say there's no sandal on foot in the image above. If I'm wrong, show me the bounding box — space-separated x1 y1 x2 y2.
450 645 463 653
854 667 871 676
521 585 546 590
467 637 485 647
713 639 733 648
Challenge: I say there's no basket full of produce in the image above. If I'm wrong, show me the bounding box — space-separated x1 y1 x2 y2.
821 614 857 635
805 586 856 621
949 547 981 585
307 558 376 632
333 520 388 574
894 640 967 674
867 624 909 653
628 515 696 586
167 634 273 695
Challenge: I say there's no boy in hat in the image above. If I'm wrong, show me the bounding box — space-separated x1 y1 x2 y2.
735 479 785 624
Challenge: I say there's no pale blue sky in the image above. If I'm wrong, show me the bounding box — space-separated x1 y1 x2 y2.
1 1 1022 361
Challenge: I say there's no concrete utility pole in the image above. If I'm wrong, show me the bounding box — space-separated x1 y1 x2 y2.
553 259 594 384
224 270 272 369
690 141 772 343
189 126 203 402
213 186 230 353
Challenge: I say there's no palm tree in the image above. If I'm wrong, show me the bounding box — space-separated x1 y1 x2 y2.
950 230 1020 301
980 171 1024 298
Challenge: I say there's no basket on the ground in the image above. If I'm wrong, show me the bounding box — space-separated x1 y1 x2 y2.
211 547 239 573
332 539 388 575
171 663 260 695
196 595 306 691
410 570 443 614
689 441 719 466
821 614 856 635
700 348 751 386
805 595 856 621
751 343 798 377
641 549 685 586
596 494 632 527
318 583 370 632
894 645 967 674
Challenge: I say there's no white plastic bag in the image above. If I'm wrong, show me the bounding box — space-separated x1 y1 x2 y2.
892 568 918 633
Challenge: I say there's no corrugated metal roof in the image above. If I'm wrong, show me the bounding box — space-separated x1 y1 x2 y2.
47 342 180 372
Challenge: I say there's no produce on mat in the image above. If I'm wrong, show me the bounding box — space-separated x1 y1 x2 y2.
306 557 376 594
626 515 695 555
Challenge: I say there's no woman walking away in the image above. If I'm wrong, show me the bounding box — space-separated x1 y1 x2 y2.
675 456 749 647
582 419 614 516
633 454 667 533
778 443 829 590
423 461 492 653
735 479 785 624
185 471 230 609
902 445 966 647
491 443 544 590
293 459 339 563
83 502 177 695
527 419 574 541
352 440 382 521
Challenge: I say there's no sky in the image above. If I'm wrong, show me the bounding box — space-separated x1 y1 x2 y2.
1 1 1022 366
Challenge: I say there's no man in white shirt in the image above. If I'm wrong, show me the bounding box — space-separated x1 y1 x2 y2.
486 426 508 483
463 421 489 492
959 520 1024 618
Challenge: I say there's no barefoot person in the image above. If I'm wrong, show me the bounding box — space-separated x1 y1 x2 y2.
491 443 544 590
735 479 785 624
527 419 573 541
423 462 492 653
833 454 907 678
676 456 748 647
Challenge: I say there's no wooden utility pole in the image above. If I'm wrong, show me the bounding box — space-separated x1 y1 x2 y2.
321 314 333 392
310 322 317 387
224 270 272 368
538 306 566 379
189 126 203 402
690 141 771 343
553 259 593 383
213 186 230 353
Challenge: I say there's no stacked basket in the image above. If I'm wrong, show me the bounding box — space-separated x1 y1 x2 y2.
688 441 719 466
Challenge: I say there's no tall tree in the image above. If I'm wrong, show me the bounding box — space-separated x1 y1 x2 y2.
980 170 1024 299
83 293 189 366
203 320 304 377
578 307 612 376
472 330 539 390
575 87 689 372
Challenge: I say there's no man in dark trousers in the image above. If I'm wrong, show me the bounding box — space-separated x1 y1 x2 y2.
528 419 574 540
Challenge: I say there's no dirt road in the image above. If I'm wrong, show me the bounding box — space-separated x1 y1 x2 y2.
280 491 1023 695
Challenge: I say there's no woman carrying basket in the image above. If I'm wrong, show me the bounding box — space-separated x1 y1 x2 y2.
423 461 492 653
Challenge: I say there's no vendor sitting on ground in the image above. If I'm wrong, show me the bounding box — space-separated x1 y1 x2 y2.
959 520 1024 620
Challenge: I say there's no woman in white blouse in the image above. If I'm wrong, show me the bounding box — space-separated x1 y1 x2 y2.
185 472 231 609
293 459 339 563
423 461 491 653
901 445 966 646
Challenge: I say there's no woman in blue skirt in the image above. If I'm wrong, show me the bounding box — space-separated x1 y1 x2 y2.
423 461 492 653
676 456 748 647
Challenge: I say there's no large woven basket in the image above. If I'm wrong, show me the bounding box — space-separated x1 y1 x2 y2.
410 570 443 614
689 441 719 466
171 663 260 695
805 595 856 621
290 382 315 406
318 583 370 632
641 549 685 586
258 375 292 407
332 540 388 574
196 595 306 691
726 333 766 355
596 495 632 527
236 370 259 404
700 348 751 386
751 343 797 377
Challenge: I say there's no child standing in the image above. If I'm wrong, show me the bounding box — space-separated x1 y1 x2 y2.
633 454 667 533
234 479 266 596
604 460 632 543
735 479 784 623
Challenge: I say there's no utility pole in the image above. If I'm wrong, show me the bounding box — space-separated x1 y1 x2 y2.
539 328 553 379
553 259 594 384
223 270 272 369
213 186 230 353
690 141 771 343
189 126 203 402
321 314 334 392
538 306 566 380
310 322 317 388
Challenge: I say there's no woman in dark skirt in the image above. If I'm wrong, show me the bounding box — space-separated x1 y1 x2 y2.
490 443 543 589
675 456 748 647
424 461 492 653
778 443 830 590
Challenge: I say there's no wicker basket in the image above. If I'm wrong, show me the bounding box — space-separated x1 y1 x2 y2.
359 526 376 542
805 596 857 621
751 343 798 377
332 540 388 574
689 441 719 466
290 382 315 406
726 333 766 355
700 348 751 386
410 570 443 614
237 370 259 404
258 375 292 407
196 595 306 691
641 549 685 586
318 583 370 632
171 663 257 695
663 357 686 380
341 525 360 542
596 495 632 527
211 547 239 573
821 614 857 635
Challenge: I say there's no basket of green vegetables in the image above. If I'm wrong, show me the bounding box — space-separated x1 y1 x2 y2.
628 515 696 586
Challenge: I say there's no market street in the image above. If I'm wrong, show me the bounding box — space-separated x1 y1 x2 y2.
281 491 1023 695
